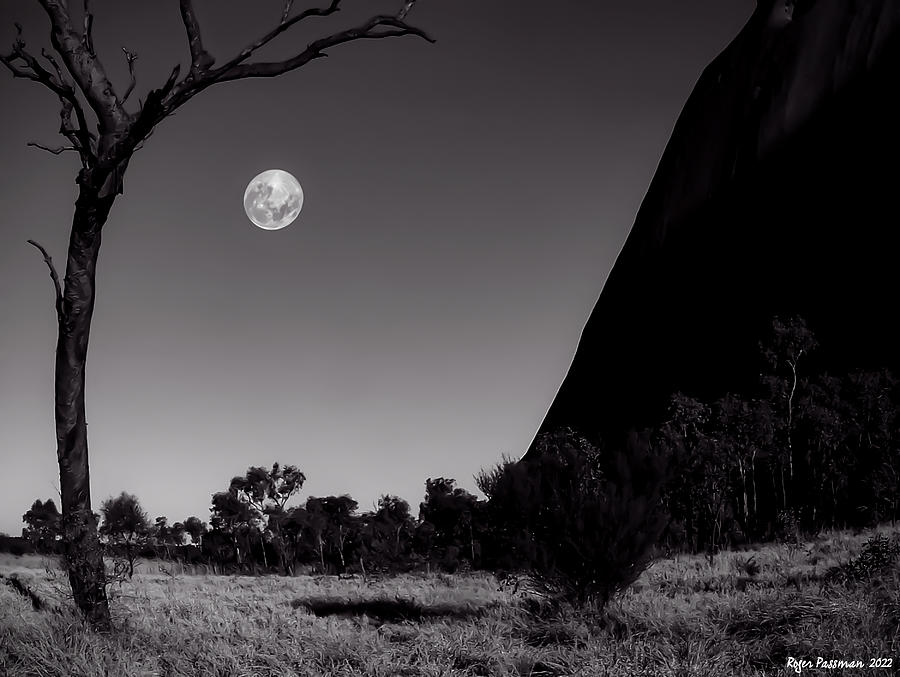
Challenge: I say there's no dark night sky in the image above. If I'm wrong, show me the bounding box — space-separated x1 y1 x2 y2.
0 1 751 535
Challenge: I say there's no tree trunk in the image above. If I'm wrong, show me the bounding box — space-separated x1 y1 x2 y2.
780 464 788 512
738 459 749 530
337 525 346 572
787 361 797 482
55 188 116 631
125 541 136 579
768 463 778 515
831 479 837 529
750 449 758 535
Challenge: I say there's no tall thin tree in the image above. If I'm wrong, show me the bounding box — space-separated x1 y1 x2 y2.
1 0 432 630
760 315 817 511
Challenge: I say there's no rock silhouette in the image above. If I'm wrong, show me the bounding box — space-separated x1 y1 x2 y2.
528 0 900 453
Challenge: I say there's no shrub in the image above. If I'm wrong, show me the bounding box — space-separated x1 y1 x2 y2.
826 533 900 584
0 535 31 556
479 429 668 610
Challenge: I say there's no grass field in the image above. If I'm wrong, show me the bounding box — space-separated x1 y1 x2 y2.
1 527 898 676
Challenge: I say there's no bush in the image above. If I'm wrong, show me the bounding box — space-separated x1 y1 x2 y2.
0 535 31 556
479 429 668 610
827 533 900 585
8 540 28 557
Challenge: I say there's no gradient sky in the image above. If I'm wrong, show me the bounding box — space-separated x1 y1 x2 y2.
0 1 751 535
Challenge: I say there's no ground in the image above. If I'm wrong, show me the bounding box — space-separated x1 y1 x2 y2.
1 527 897 676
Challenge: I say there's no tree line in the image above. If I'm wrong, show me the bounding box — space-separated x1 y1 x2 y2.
14 467 489 578
5 315 897 612
9 432 671 612
654 316 899 556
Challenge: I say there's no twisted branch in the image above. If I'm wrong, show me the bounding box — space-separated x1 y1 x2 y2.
178 0 214 75
121 47 137 103
35 0 129 132
40 47 64 81
216 15 434 82
281 1 296 23
164 1 432 112
212 0 343 76
81 0 95 55
1 23 95 166
5 2 433 190
27 141 79 154
397 0 417 21
26 240 65 321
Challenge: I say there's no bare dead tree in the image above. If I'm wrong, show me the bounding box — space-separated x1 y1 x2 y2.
1 0 433 631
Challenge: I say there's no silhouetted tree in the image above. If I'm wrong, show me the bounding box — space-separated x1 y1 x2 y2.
842 369 899 526
22 498 61 553
99 492 150 578
202 522 237 574
355 495 417 573
374 495 416 565
301 502 329 573
169 521 186 547
794 373 848 528
182 516 206 545
419 478 481 571
209 489 255 570
305 495 358 573
710 394 775 539
151 516 172 558
275 506 318 575
412 520 436 571
654 394 731 553
0 534 31 556
760 315 818 509
229 463 306 572
1 0 432 628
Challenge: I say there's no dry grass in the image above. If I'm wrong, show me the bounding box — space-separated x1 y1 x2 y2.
1 527 898 676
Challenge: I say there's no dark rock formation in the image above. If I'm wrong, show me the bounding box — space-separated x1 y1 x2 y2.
527 0 900 454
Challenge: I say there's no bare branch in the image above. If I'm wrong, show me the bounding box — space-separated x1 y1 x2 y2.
164 8 432 113
9 2 433 181
82 0 94 55
40 47 64 81
281 1 295 23
27 141 79 155
1 24 51 87
210 0 343 78
397 0 417 21
39 48 95 154
35 0 129 131
214 15 435 83
159 64 182 98
178 0 215 75
1 23 96 167
26 240 64 320
121 47 137 103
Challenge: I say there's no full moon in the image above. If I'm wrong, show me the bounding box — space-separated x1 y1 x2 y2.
243 169 304 230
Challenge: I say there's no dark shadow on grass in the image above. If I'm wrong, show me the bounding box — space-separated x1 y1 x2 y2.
0 573 45 611
290 596 495 624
